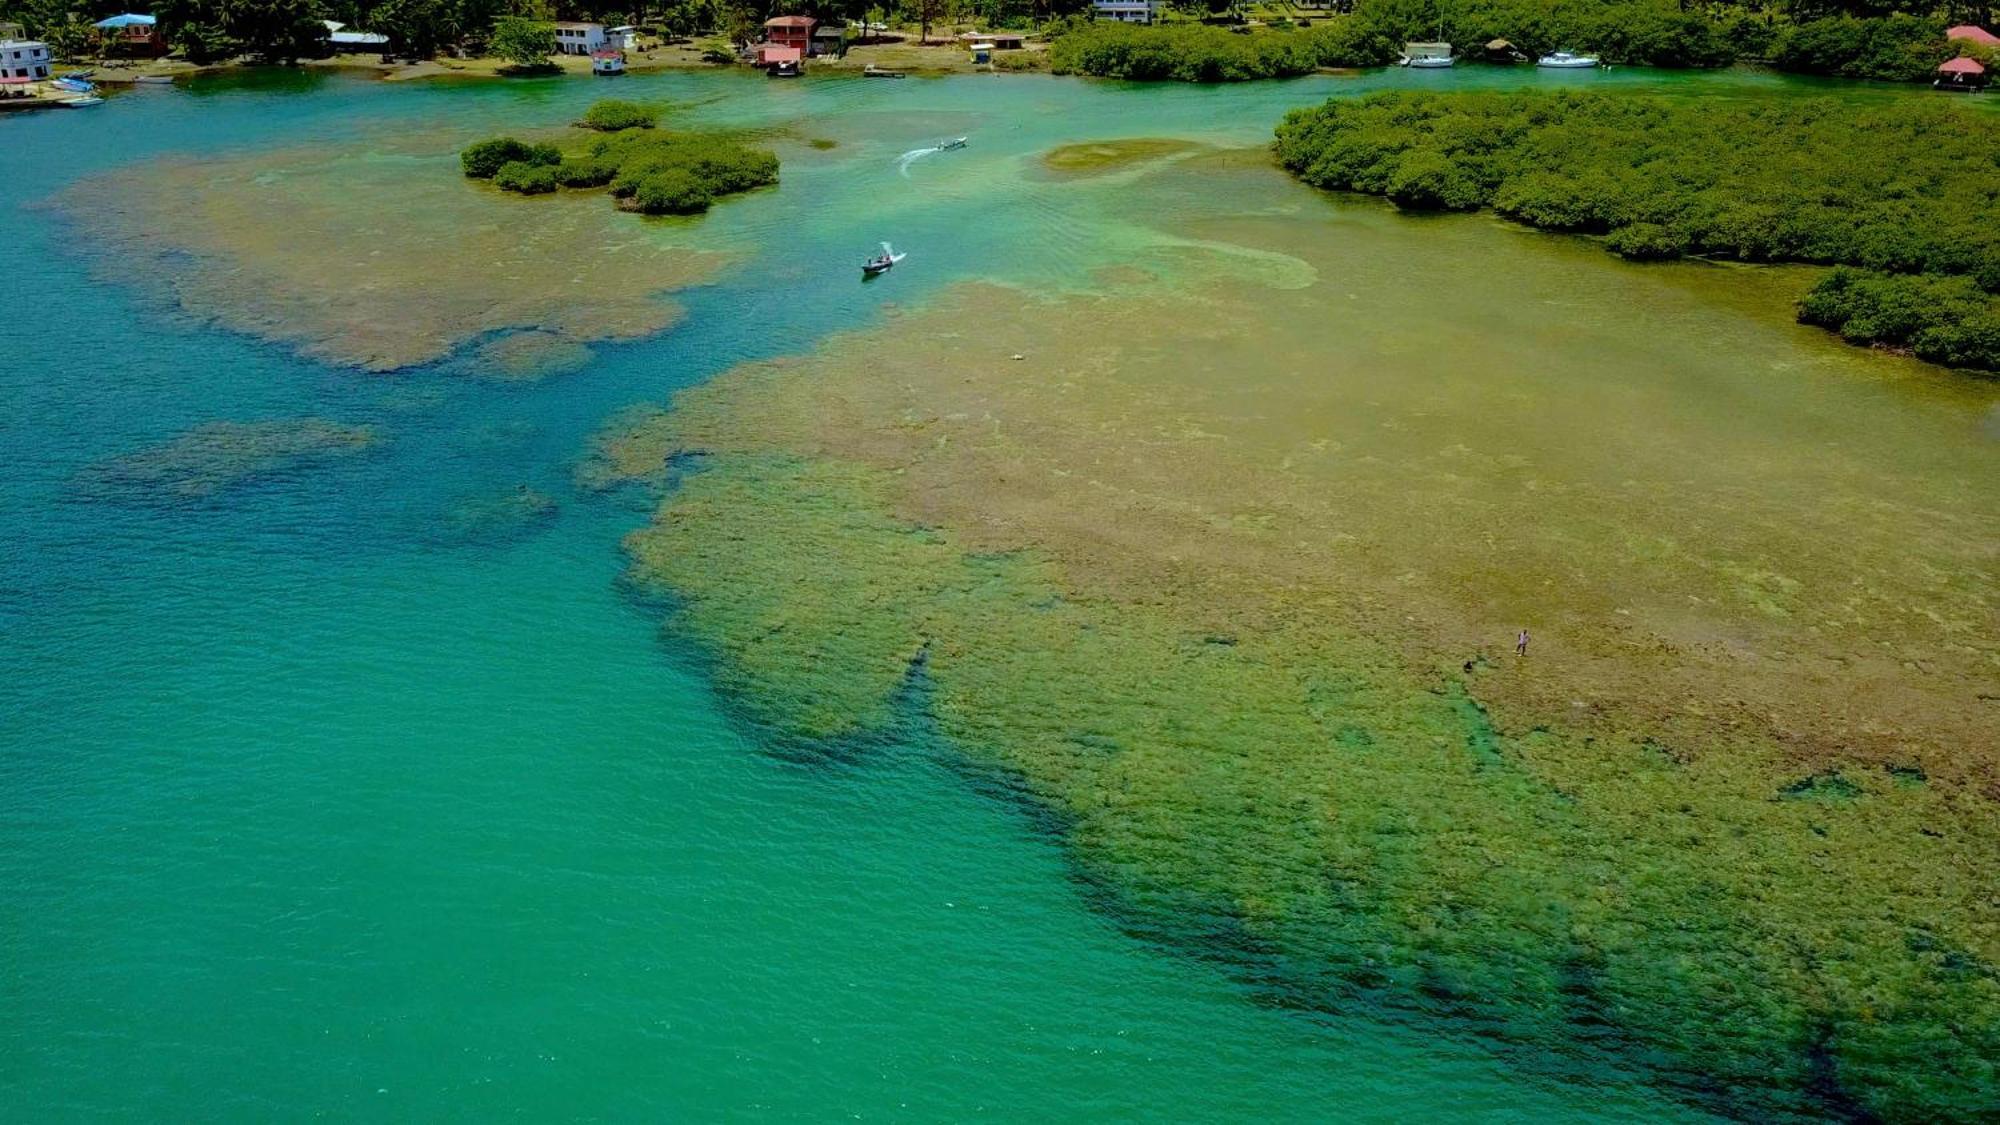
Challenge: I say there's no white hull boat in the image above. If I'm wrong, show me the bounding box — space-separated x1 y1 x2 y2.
1537 52 1600 68
862 242 905 277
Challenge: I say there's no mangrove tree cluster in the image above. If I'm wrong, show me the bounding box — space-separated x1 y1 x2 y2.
461 105 779 216
1048 19 1397 79
1041 2 1993 80
1273 90 2000 371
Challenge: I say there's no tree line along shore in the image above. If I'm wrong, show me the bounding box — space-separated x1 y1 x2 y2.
3 0 1995 83
1273 90 2000 371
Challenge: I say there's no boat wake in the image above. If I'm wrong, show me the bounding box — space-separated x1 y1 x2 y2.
896 139 967 178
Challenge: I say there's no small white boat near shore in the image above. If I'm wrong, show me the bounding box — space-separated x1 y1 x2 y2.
1408 55 1456 68
1537 51 1600 68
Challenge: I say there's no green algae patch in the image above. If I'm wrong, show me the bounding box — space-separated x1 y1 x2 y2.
574 405 681 493
1038 138 1203 179
469 330 599 383
81 419 380 500
62 139 724 372
436 485 559 547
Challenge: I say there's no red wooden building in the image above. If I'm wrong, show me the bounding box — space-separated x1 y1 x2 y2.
763 15 816 54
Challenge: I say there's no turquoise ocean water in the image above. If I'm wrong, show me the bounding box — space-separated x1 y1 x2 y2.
0 65 1903 1119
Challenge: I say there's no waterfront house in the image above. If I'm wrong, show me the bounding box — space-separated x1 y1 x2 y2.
763 16 816 55
552 22 608 56
321 21 390 53
957 30 1025 49
1 37 50 81
811 24 848 57
754 44 801 75
1945 24 1999 48
607 26 639 50
1091 0 1159 24
92 13 164 56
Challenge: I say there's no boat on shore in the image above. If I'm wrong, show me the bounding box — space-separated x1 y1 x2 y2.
862 242 904 277
58 95 104 107
53 77 97 93
1537 51 1600 68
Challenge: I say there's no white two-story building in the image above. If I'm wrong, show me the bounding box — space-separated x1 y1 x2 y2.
552 22 608 56
2 37 51 80
1091 0 1159 23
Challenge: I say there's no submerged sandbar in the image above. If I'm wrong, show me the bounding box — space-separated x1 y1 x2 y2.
61 138 723 372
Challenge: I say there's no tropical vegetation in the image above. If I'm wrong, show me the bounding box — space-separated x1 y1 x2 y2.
1799 269 2000 370
1045 0 1994 81
1048 19 1396 78
1273 90 2000 370
578 98 660 130
462 106 779 216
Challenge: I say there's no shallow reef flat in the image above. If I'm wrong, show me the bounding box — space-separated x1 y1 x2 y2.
605 151 1999 1119
59 138 722 373
78 418 381 500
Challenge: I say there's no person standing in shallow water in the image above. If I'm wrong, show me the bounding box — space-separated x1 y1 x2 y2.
1516 629 1529 656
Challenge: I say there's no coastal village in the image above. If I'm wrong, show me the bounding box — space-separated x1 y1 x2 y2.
3 2 1995 104
0 0 1173 101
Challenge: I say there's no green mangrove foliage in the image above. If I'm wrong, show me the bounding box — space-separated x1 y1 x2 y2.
459 137 559 179
1042 3 1984 80
1356 0 1754 67
460 117 779 216
1769 14 1958 81
1047 20 1397 80
1800 269 2000 371
577 98 660 132
1274 91 2000 367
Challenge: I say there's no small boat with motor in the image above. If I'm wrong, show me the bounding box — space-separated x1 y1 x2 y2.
58 95 104 107
1537 51 1600 68
53 76 97 93
937 137 967 151
862 242 904 277
1408 55 1455 68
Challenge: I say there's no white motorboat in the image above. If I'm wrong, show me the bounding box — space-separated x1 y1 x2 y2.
1407 55 1455 68
862 242 905 277
1537 51 1600 68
